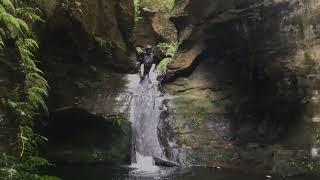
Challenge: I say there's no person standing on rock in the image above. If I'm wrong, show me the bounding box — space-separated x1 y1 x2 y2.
137 45 158 79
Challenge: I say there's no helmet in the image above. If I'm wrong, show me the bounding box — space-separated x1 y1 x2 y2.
145 45 153 50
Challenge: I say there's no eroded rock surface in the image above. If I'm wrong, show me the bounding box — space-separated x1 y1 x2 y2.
161 0 320 175
38 0 136 71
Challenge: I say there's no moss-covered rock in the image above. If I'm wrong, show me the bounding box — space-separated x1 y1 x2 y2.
161 0 320 176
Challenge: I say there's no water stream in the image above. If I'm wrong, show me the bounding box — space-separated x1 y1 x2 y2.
125 71 166 175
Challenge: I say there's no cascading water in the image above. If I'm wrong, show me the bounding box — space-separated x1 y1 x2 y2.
123 71 166 174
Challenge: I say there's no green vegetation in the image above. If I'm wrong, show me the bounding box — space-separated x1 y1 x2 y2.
0 0 48 157
304 51 314 65
133 0 142 23
157 42 178 73
290 12 314 28
136 46 144 55
0 0 55 178
191 114 206 127
157 42 177 57
312 129 320 145
94 36 126 51
175 95 214 127
109 113 128 129
0 154 59 180
134 0 175 23
157 57 172 72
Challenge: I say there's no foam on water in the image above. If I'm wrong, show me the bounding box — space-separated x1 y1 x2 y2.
130 153 159 174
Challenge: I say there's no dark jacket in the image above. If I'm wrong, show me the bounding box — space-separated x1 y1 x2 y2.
137 51 160 66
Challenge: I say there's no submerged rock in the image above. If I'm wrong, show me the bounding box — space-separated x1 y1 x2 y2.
153 156 180 167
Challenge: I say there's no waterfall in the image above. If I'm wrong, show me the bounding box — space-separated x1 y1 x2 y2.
123 72 165 174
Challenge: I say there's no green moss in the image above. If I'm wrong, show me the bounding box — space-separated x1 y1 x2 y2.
175 95 215 126
140 0 175 12
197 96 215 112
304 51 315 65
175 95 214 113
221 148 237 161
290 12 314 27
191 114 206 127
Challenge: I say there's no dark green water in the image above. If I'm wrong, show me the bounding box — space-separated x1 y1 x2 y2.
48 164 319 180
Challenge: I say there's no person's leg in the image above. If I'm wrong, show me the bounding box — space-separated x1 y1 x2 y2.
144 65 151 77
140 64 144 77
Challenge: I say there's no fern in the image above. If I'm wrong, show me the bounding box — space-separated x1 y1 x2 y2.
16 7 44 22
0 0 48 158
16 38 49 113
0 1 53 178
0 34 4 48
0 0 15 12
0 11 23 37
16 17 29 33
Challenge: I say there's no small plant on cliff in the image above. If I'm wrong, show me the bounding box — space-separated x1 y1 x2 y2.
111 113 127 128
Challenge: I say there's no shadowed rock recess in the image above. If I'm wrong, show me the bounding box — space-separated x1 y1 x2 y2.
34 0 136 165
159 0 320 176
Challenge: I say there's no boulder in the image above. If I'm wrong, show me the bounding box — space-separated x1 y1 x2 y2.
153 156 180 167
165 42 205 81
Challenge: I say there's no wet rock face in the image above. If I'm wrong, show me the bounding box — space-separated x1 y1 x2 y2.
37 0 136 71
162 0 320 175
37 0 135 42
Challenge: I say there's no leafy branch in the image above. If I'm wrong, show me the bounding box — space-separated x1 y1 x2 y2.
0 0 48 157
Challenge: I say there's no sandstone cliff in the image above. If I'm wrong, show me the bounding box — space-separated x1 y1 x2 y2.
161 0 320 175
